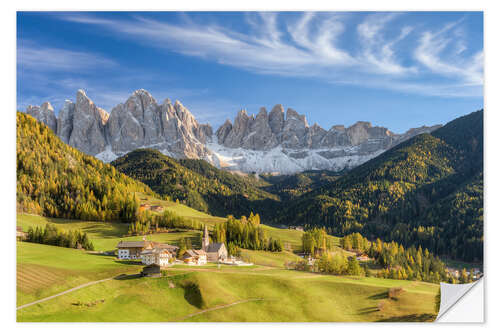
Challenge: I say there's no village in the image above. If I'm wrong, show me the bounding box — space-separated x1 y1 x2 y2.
116 225 252 276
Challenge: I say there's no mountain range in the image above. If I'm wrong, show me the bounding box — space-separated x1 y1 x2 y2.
24 89 441 174
17 101 483 262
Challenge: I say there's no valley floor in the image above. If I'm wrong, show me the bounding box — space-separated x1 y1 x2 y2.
16 213 439 322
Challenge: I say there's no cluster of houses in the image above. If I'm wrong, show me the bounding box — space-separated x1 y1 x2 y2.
116 225 228 267
139 204 164 213
447 268 483 281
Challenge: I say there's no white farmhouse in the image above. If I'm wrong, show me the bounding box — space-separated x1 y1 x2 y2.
116 241 152 260
140 248 173 266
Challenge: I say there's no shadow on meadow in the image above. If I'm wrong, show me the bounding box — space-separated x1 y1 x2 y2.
358 306 380 315
113 273 143 280
368 291 388 300
377 313 437 322
182 281 205 309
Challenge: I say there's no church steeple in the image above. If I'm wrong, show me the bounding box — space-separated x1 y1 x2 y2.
202 224 210 251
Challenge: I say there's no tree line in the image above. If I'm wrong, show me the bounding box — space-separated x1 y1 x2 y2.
341 232 450 283
288 252 364 277
25 223 94 250
212 213 283 254
301 227 335 256
127 208 204 236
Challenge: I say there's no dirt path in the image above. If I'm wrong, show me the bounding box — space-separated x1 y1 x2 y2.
17 277 113 311
178 298 266 320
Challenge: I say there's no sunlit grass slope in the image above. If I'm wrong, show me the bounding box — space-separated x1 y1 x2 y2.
17 267 438 322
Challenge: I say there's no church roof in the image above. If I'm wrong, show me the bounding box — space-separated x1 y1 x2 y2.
206 242 225 253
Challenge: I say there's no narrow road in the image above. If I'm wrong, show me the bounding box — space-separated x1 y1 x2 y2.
17 277 113 311
179 298 266 320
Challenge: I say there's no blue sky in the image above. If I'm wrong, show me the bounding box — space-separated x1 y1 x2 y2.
17 11 483 133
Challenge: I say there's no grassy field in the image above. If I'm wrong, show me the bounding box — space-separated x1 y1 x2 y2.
240 249 301 267
17 205 439 322
135 193 226 225
17 264 438 322
17 239 439 322
17 242 142 307
17 214 203 252
17 213 346 255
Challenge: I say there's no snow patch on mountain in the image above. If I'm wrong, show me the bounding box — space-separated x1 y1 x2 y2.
206 136 384 174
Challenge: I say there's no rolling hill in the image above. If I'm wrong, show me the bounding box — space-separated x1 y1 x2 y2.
111 149 280 217
17 237 439 322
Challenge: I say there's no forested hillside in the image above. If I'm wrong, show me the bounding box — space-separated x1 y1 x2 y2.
111 149 279 217
273 110 483 261
17 112 154 221
260 170 342 200
17 108 483 262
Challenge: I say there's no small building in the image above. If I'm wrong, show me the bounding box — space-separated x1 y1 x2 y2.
116 240 179 261
289 226 304 232
356 254 371 261
141 264 161 277
183 249 207 265
116 241 153 260
150 205 164 213
205 243 228 262
16 226 27 241
139 204 151 212
140 248 173 266
201 225 228 262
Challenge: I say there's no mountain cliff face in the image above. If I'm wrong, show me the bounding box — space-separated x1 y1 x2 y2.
25 89 441 174
26 102 57 133
26 89 212 161
215 104 440 151
209 105 441 174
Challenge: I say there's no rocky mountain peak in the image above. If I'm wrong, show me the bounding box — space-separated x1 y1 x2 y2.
213 104 442 169
215 119 233 144
26 101 57 133
269 104 285 135
25 89 213 160
40 101 54 113
23 90 442 175
257 107 268 117
76 89 87 101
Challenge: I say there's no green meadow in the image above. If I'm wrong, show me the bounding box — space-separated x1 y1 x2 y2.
17 249 438 322
17 210 439 322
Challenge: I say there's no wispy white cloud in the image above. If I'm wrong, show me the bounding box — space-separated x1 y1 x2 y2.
414 21 483 85
52 12 483 98
17 40 117 72
357 13 416 75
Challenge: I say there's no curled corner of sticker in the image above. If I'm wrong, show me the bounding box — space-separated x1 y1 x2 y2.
435 277 484 322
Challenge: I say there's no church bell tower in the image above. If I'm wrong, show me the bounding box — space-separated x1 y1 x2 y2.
202 225 209 251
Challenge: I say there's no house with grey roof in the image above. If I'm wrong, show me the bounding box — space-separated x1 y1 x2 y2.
116 240 179 261
116 240 152 259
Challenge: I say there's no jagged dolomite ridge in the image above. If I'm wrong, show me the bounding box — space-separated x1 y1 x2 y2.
24 89 441 174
